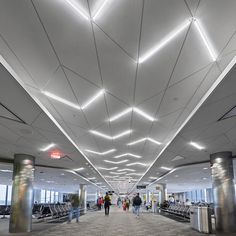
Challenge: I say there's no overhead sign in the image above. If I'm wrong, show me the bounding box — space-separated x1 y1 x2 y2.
136 185 146 189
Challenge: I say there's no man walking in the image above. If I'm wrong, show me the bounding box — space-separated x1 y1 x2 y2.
133 193 142 218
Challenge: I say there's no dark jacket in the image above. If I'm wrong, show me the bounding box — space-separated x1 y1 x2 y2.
133 196 142 206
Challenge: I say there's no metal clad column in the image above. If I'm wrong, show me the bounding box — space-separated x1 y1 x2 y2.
156 183 166 204
9 154 35 233
210 151 236 233
79 185 87 215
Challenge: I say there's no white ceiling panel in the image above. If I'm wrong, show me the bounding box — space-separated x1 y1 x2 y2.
33 0 101 86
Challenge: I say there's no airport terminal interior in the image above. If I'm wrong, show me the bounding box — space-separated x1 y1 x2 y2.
1 0 236 235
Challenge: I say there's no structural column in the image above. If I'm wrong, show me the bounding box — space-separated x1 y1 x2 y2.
9 154 35 233
210 151 236 233
79 184 87 215
156 183 167 204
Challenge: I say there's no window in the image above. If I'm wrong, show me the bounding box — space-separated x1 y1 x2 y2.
41 190 46 203
50 191 54 203
0 185 7 205
46 190 50 203
55 192 59 202
7 185 12 205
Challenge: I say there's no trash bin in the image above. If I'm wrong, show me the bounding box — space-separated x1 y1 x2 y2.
190 206 212 234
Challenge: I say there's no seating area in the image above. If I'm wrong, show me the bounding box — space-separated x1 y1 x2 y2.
161 205 190 220
0 205 11 217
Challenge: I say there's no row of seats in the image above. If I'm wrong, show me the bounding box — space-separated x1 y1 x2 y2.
0 205 11 216
161 205 190 219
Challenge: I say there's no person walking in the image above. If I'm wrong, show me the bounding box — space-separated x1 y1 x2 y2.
104 192 111 216
133 193 142 218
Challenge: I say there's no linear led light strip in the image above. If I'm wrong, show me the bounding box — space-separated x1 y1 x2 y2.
109 107 155 122
85 148 116 155
40 143 55 152
189 141 205 150
104 159 129 164
113 153 142 159
117 168 135 172
129 56 236 193
138 18 217 63
0 55 115 192
127 137 161 146
65 0 110 21
99 167 118 171
90 130 132 140
42 89 104 110
126 162 147 167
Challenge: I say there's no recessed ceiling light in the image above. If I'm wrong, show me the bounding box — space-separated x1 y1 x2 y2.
87 177 96 180
99 167 118 171
104 159 129 164
160 166 172 171
85 148 116 155
40 143 55 152
60 173 65 176
90 130 132 140
138 19 191 63
113 153 142 159
174 175 179 178
171 155 185 161
149 177 157 180
203 167 208 170
74 167 84 171
117 168 135 172
189 141 205 150
193 18 217 61
202 177 207 180
126 162 147 167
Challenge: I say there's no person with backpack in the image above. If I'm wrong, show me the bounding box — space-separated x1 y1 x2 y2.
104 192 111 216
133 193 142 218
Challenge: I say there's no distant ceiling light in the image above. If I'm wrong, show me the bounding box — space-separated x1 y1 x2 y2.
40 143 55 152
104 159 128 164
99 167 118 171
110 171 127 175
175 175 179 178
171 155 185 161
50 151 61 159
126 162 147 167
85 148 116 155
81 89 105 109
133 108 155 121
113 153 142 159
202 177 208 180
46 180 55 183
109 108 132 122
126 173 143 176
189 141 205 150
87 177 96 180
74 167 84 171
104 175 118 178
160 166 172 171
90 129 132 140
93 0 110 20
0 169 13 173
65 0 89 20
138 19 191 63
203 167 208 170
127 137 161 146
60 173 65 176
193 18 217 61
149 177 157 180
42 91 81 110
117 168 135 172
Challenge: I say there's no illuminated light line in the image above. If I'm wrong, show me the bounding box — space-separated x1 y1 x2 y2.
117 168 135 172
90 130 132 140
93 0 110 20
81 89 105 109
85 148 116 155
193 18 217 61
138 19 191 63
127 137 161 146
126 162 147 167
189 141 205 150
110 171 127 175
65 0 89 20
74 167 84 171
113 153 142 159
160 166 172 171
126 173 143 176
99 167 118 171
40 143 55 152
109 107 155 122
104 159 129 164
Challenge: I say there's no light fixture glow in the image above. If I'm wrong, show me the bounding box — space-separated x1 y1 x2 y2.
87 177 96 180
74 167 84 171
117 168 135 172
99 167 118 171
40 143 55 152
127 137 161 146
138 19 191 63
0 169 13 173
133 108 155 121
160 166 172 171
113 153 142 159
110 171 127 175
126 162 147 166
109 108 132 122
65 0 89 20
81 89 105 109
90 130 132 140
126 173 143 176
193 18 217 61
149 176 157 180
104 159 129 164
93 0 110 20
85 148 116 155
189 141 205 150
